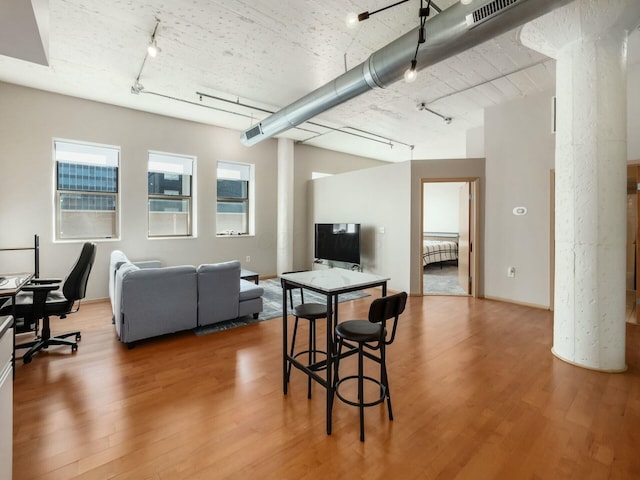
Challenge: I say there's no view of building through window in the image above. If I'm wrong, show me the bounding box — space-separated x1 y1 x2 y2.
54 140 119 240
148 152 194 237
217 161 252 235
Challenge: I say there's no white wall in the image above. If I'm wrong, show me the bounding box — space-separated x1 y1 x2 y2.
423 182 465 234
629 62 640 161
484 90 555 308
466 126 485 158
311 162 412 293
291 145 386 271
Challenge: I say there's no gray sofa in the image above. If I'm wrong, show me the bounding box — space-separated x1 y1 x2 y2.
110 250 263 345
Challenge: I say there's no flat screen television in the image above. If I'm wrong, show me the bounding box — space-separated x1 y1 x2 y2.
314 223 361 264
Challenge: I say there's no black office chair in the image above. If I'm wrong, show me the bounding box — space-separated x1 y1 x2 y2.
0 242 96 363
332 291 407 441
281 271 328 399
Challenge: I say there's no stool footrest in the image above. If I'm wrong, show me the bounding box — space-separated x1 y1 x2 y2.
335 375 386 408
292 349 327 371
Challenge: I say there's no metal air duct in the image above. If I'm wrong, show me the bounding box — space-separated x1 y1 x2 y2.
241 0 573 146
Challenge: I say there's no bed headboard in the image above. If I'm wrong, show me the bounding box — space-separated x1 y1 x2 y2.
423 232 459 242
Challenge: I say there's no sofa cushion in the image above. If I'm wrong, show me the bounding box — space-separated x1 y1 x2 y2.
239 279 264 301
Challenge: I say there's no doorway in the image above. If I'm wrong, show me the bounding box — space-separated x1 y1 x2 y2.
421 179 479 297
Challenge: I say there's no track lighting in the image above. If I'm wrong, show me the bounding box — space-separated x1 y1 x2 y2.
346 0 411 28
147 39 161 57
416 102 452 124
130 18 161 95
131 81 144 94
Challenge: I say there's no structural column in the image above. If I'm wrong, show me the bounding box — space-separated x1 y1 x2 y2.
521 0 640 371
277 138 295 275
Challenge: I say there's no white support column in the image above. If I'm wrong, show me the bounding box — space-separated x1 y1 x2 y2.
277 138 294 275
521 0 640 372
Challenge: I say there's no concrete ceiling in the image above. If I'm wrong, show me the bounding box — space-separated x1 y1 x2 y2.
0 0 638 162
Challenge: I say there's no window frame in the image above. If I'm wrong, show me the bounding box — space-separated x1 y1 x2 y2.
147 151 196 239
53 139 121 242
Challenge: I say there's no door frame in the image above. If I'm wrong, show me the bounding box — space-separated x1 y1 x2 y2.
420 177 480 297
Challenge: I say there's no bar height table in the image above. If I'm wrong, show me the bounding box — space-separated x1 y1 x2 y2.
280 269 389 434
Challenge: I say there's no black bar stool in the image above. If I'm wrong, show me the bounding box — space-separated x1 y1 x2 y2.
332 291 407 441
281 272 328 399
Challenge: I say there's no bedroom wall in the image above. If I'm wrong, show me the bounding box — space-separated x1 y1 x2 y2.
423 182 465 234
310 162 412 293
291 145 386 272
484 89 555 308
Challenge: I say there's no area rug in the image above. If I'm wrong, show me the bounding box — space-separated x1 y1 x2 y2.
194 277 370 335
423 263 467 295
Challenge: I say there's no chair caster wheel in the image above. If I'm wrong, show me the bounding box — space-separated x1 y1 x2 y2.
76 334 81 341
23 356 32 364
72 344 78 352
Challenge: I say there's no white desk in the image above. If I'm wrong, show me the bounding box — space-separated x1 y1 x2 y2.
279 268 389 435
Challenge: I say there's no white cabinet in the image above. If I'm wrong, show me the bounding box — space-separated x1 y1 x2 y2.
0 316 13 480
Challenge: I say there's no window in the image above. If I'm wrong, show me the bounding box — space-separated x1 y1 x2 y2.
217 161 253 235
54 140 119 240
148 152 195 237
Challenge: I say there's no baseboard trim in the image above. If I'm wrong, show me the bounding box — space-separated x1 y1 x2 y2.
483 295 550 311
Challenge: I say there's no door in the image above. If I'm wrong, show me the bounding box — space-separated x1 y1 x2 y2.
458 183 471 294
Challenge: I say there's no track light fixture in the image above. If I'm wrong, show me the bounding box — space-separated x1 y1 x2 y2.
147 39 161 57
346 0 411 28
131 80 144 95
147 19 161 57
130 18 161 95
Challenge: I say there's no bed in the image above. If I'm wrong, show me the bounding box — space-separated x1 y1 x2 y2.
423 234 459 267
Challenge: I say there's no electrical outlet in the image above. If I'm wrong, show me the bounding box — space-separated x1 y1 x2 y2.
507 266 515 278
245 256 251 263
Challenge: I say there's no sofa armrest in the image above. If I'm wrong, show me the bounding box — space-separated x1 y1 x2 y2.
119 265 198 343
197 261 241 326
133 260 162 269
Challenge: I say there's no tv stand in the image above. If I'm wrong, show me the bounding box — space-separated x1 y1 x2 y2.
313 259 362 272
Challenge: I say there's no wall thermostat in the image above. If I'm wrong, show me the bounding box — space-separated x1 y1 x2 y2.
513 207 527 216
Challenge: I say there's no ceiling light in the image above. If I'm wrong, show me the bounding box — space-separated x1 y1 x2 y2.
404 60 418 83
347 0 410 27
461 0 473 4
345 12 359 28
147 39 161 57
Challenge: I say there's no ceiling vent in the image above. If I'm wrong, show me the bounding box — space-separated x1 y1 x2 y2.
243 124 263 142
466 0 522 27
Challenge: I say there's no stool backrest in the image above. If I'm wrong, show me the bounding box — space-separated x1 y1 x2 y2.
368 291 407 345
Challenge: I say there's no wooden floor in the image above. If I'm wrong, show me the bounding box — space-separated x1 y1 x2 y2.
11 292 640 479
